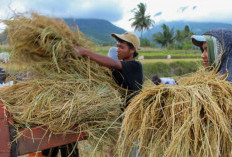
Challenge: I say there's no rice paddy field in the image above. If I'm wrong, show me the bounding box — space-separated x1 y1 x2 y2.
96 46 201 59
0 44 202 78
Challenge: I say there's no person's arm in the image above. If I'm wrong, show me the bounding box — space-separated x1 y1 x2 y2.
75 46 122 69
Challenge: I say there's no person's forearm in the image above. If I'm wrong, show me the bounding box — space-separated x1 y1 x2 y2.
82 50 122 69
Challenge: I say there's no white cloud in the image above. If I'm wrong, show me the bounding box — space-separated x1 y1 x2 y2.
81 1 92 9
68 0 123 21
9 1 26 12
114 0 232 31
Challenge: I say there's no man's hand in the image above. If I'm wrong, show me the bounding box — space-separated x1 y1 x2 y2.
74 46 122 69
74 46 90 57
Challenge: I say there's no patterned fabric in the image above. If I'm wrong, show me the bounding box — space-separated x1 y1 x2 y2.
204 35 222 66
204 28 232 82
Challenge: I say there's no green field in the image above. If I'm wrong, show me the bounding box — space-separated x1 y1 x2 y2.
96 46 201 59
142 60 202 79
0 45 202 79
0 44 10 53
95 46 202 79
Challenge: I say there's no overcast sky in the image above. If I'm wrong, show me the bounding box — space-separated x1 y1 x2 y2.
1 0 232 32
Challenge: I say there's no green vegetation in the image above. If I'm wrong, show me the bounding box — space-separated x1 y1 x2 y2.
140 38 154 47
144 21 232 40
96 47 201 59
152 24 194 49
0 45 10 53
1 43 202 80
95 46 202 79
139 51 201 59
64 18 126 45
143 60 202 79
152 24 175 48
130 2 155 38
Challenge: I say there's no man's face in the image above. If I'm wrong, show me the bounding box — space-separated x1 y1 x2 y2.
116 41 134 61
201 42 209 67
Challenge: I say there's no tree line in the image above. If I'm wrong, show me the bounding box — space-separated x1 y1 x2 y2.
130 3 194 49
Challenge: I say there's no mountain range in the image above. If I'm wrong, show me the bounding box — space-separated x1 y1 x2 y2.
65 19 232 44
64 18 126 45
143 21 232 40
1 18 232 45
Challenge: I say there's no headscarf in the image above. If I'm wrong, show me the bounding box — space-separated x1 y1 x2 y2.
204 28 232 82
192 28 232 82
203 35 223 66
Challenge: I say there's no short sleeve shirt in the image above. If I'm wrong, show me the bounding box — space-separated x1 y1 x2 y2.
160 78 176 85
112 60 143 92
112 60 143 108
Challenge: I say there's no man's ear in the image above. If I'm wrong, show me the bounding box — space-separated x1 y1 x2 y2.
130 47 136 55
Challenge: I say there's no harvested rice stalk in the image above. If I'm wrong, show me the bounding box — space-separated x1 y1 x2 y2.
0 77 121 131
0 58 123 149
2 12 94 72
0 68 122 148
0 13 124 152
117 69 232 157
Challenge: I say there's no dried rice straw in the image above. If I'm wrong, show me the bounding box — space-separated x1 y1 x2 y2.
0 13 123 152
2 12 93 72
117 68 232 157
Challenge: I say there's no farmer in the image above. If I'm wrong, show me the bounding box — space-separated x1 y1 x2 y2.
75 32 143 108
191 28 232 82
75 32 143 157
151 75 177 85
151 75 161 85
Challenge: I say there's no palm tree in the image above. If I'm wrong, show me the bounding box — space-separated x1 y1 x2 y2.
152 24 175 48
182 25 193 39
175 30 182 43
130 3 155 38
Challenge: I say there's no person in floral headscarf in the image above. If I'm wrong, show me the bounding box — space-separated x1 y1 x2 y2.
191 28 232 82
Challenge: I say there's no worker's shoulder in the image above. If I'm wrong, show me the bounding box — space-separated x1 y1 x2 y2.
160 78 176 85
121 60 142 68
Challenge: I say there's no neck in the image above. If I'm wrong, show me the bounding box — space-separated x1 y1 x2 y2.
123 56 134 61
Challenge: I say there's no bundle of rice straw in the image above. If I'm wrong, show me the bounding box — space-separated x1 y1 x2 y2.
117 68 232 157
2 12 93 72
0 13 123 150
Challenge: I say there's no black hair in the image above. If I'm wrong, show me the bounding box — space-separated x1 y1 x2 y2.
151 75 161 85
133 51 138 58
200 47 204 52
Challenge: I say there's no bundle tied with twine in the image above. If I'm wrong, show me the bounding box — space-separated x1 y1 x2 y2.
117 68 232 157
0 13 123 150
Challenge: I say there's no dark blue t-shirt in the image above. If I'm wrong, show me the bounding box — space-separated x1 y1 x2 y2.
112 60 143 108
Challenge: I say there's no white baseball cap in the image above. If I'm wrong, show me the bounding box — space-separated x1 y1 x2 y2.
191 35 206 47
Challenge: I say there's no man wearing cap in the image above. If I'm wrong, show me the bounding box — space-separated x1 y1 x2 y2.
75 32 143 108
